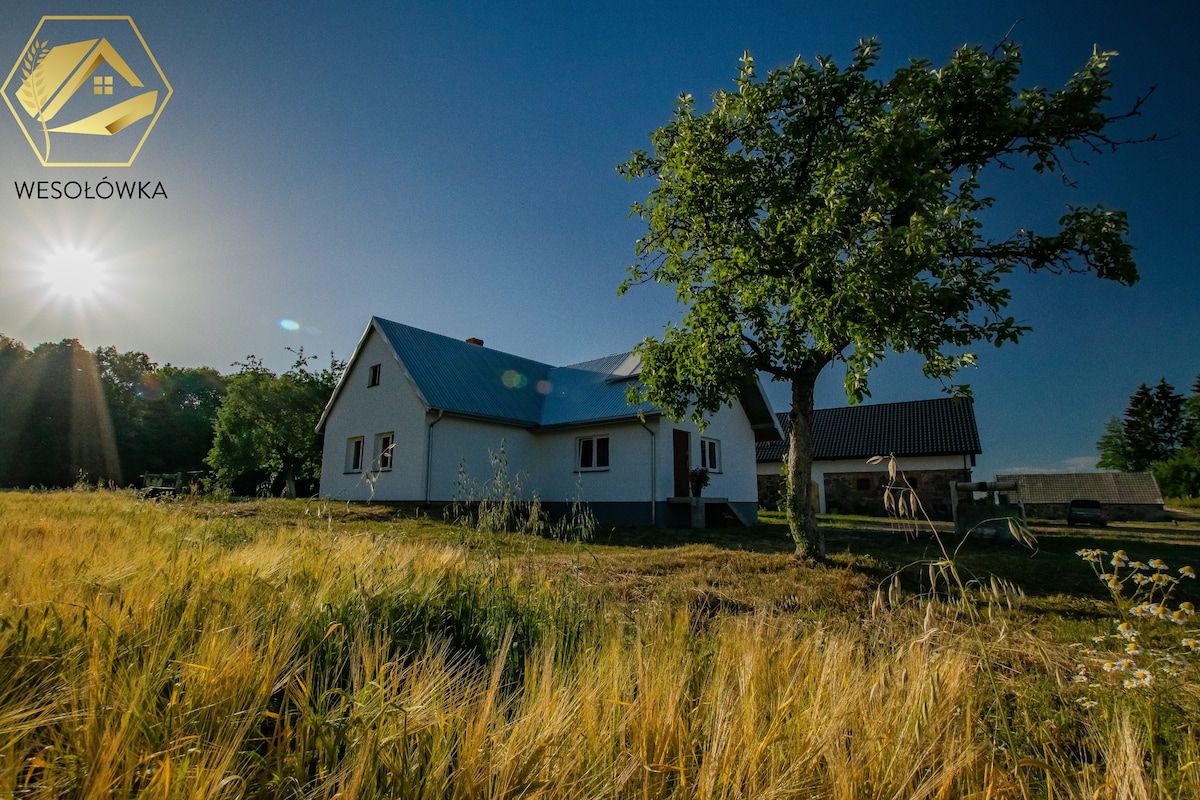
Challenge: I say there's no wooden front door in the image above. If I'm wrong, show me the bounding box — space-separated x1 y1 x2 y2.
672 429 690 498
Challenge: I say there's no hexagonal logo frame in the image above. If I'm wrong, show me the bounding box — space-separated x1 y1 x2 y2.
2 16 171 167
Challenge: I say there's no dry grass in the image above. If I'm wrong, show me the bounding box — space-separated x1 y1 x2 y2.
2 490 1200 798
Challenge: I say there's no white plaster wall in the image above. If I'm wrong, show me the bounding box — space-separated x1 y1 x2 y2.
533 423 657 504
319 330 429 501
655 404 761 503
427 417 537 502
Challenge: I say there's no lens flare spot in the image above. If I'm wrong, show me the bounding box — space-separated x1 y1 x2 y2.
279 319 301 331
536 380 553 395
502 370 527 389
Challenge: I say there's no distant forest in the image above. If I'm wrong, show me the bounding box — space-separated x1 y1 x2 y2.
0 335 227 490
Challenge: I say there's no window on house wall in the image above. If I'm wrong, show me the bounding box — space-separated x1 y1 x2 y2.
375 432 394 470
367 364 381 387
700 437 721 473
577 435 610 471
345 437 364 473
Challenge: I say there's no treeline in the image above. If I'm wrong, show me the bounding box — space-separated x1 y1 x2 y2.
0 335 342 496
1097 376 1200 498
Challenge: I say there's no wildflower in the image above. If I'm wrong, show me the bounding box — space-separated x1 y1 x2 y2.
1116 621 1138 639
1181 565 1196 579
1183 638 1200 652
1103 661 1125 673
1112 550 1129 566
1131 668 1153 686
1132 574 1152 587
1125 642 1141 655
1130 604 1154 617
1181 602 1196 615
1077 548 1106 563
1091 636 1106 644
1130 561 1149 571
1151 573 1175 587
1153 604 1169 619
1076 698 1098 709
1071 673 1089 684
1107 578 1122 591
1149 558 1169 571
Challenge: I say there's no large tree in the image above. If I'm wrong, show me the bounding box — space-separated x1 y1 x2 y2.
1099 376 1200 498
207 350 343 498
619 39 1147 557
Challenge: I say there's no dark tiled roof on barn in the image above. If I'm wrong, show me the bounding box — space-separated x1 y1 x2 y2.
996 472 1164 506
757 398 981 463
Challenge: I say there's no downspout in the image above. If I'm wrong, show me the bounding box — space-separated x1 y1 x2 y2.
425 410 445 503
640 420 656 526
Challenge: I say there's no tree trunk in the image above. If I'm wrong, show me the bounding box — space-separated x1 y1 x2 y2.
786 369 824 560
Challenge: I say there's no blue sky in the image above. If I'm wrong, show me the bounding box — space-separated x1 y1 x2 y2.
0 0 1195 482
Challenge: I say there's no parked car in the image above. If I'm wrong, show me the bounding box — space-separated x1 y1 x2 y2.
1067 499 1107 527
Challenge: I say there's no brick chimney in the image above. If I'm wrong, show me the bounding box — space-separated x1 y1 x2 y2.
466 337 484 346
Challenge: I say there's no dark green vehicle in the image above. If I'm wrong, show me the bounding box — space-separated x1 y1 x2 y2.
1067 499 1107 527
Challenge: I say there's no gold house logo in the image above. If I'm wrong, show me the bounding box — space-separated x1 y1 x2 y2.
2 16 171 167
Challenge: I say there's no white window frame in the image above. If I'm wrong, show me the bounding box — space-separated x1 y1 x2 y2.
576 435 610 472
700 437 721 473
345 437 364 473
374 432 394 471
367 363 381 387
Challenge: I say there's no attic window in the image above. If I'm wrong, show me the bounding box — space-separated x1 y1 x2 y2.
577 435 609 471
367 364 381 387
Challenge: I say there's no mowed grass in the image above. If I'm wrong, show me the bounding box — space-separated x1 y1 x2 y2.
3 491 1200 798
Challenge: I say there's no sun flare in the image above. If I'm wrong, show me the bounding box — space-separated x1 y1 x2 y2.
36 246 110 302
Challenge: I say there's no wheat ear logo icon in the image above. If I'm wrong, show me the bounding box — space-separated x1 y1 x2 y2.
16 39 52 161
3 17 172 168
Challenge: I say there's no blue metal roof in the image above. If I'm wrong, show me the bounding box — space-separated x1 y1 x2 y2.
373 317 551 425
540 354 659 427
359 317 779 437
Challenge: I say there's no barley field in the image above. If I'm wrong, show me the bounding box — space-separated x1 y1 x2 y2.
2 490 1200 798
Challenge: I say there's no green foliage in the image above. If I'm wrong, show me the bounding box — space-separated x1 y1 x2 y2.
1099 376 1200 497
0 335 227 488
206 348 344 498
619 38 1145 557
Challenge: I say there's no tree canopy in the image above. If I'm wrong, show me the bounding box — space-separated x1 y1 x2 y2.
1099 376 1200 498
0 336 225 488
619 38 1148 556
206 350 344 498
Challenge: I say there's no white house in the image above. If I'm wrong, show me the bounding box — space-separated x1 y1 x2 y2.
757 398 981 519
316 317 781 526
